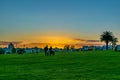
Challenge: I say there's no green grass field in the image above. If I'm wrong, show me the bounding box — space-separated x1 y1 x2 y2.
0 51 120 80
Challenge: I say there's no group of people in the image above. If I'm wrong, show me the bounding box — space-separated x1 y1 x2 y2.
44 45 55 56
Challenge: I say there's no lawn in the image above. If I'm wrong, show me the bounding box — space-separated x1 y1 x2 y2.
0 51 120 80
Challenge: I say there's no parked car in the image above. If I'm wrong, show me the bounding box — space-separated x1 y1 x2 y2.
88 46 95 51
81 46 89 51
95 46 103 50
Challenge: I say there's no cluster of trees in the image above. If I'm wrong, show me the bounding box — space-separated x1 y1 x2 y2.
64 45 75 51
0 48 4 54
100 31 118 50
63 31 118 51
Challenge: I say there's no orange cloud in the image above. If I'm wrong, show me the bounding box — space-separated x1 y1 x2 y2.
0 37 104 48
74 38 100 42
0 41 22 45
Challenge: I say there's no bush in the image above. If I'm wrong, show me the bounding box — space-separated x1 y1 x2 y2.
0 49 4 54
17 49 25 54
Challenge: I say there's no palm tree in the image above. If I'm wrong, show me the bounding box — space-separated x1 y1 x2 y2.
112 37 118 50
100 31 113 50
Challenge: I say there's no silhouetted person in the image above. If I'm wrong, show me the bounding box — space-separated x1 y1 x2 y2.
49 46 52 56
44 45 48 56
49 46 55 56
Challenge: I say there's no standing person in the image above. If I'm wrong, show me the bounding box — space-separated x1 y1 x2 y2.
49 46 52 56
44 45 48 56
49 46 55 56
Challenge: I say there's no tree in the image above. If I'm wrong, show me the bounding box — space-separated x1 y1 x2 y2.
33 46 39 53
112 37 118 50
0 48 4 54
17 49 25 54
100 31 113 50
70 45 75 51
12 48 16 53
64 45 70 51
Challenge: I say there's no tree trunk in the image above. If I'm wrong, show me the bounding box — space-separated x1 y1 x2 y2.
106 41 108 50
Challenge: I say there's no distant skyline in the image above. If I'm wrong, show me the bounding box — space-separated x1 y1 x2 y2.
0 0 120 48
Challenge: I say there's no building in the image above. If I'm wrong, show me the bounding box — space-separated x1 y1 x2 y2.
4 43 15 54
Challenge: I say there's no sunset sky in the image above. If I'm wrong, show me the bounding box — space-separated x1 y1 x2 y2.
0 0 120 48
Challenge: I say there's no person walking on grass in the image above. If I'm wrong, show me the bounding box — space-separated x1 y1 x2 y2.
44 45 48 56
49 46 52 56
49 46 55 56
